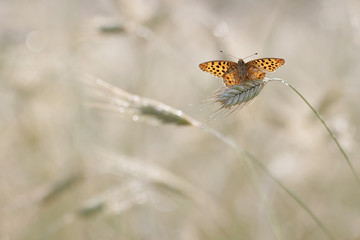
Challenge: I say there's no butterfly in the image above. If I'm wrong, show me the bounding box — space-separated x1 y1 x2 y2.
199 57 285 87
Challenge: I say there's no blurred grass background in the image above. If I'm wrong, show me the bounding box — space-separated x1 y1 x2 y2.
1 0 360 239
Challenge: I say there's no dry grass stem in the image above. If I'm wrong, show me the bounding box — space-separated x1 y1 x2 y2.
268 78 360 188
82 75 201 127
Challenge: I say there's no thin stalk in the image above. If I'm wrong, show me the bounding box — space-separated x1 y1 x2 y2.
201 126 337 240
268 78 360 187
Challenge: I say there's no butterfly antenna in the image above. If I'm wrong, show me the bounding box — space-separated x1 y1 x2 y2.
243 52 258 60
219 50 239 60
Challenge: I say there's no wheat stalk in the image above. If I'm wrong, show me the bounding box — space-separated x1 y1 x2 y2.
204 80 265 119
81 75 200 127
214 80 265 108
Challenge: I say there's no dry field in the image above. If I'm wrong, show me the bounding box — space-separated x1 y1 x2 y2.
1 0 360 239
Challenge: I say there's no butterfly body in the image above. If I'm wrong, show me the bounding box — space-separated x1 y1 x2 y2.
199 57 285 87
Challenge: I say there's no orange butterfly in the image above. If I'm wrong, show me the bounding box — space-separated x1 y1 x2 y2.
199 57 285 87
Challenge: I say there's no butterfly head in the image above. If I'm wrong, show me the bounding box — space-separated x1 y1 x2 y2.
238 59 245 65
237 59 247 73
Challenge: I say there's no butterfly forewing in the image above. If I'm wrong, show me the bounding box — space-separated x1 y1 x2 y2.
199 61 237 78
246 58 285 72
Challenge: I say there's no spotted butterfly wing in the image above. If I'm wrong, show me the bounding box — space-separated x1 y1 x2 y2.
246 58 285 72
199 61 242 87
199 61 236 77
246 65 266 81
221 65 244 87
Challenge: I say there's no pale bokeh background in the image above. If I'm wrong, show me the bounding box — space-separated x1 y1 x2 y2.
1 0 360 239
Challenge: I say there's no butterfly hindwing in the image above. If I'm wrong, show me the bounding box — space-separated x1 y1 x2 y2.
246 66 266 81
222 64 243 87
